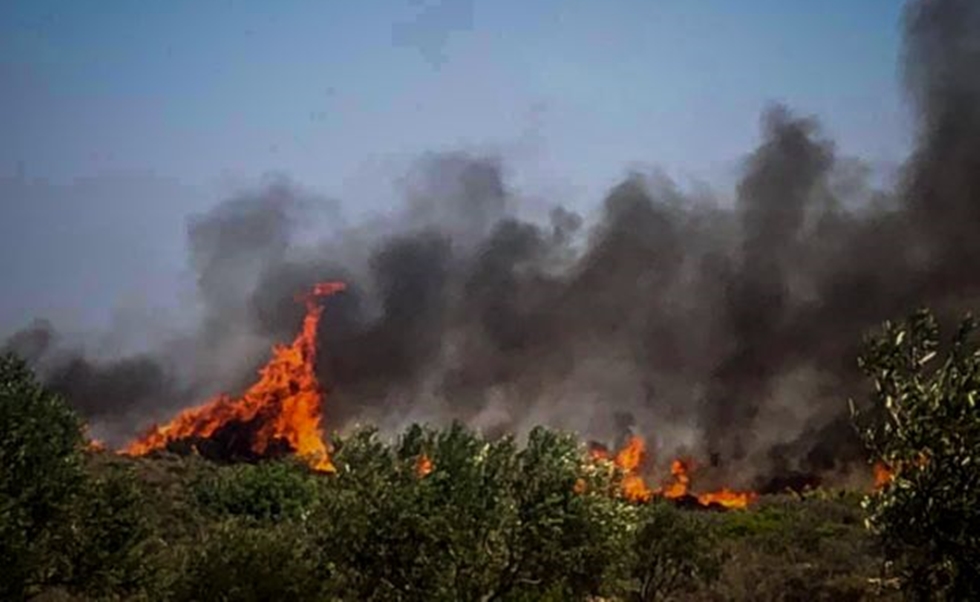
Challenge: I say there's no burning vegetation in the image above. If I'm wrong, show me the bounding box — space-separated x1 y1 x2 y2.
121 285 763 508
588 435 759 509
123 282 346 472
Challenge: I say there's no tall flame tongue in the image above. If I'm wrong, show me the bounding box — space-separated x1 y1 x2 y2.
613 435 654 503
122 281 346 472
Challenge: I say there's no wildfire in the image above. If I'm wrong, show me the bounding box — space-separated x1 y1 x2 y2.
122 281 346 472
589 434 757 510
697 488 759 510
873 462 893 490
614 436 654 502
415 454 434 477
662 459 692 499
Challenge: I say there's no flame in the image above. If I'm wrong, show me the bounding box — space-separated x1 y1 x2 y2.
613 435 654 502
122 281 346 472
415 454 433 477
697 488 758 510
86 438 107 452
873 462 893 490
662 459 691 499
588 436 758 509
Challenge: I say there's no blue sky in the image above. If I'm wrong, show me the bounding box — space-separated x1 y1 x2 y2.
0 0 909 337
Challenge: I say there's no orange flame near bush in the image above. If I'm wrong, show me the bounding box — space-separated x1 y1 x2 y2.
590 435 757 509
415 454 434 477
873 462 893 490
614 436 654 502
662 459 692 499
122 282 346 472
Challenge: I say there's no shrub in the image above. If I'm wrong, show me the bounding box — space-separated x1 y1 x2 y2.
60 465 156 598
853 309 980 600
0 353 85 599
168 519 327 602
628 502 722 601
193 459 320 522
310 423 634 601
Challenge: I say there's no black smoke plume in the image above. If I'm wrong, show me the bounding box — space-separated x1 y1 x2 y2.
5 0 979 487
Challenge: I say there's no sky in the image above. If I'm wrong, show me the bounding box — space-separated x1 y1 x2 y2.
0 0 909 339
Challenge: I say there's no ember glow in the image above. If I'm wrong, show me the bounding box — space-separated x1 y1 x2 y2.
415 453 434 477
592 435 758 509
873 462 893 490
122 281 346 472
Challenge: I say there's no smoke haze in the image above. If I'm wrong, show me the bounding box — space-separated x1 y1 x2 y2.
5 0 979 488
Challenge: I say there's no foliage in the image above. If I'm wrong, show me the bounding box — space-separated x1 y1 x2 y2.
60 464 156 598
628 502 722 601
0 353 919 601
707 495 891 601
311 423 633 601
193 459 320 522
0 353 85 599
167 519 327 602
853 309 980 600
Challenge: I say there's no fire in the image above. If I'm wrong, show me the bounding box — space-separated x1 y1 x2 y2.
415 454 434 477
662 459 691 499
122 281 346 472
697 488 758 510
614 436 654 502
589 435 758 509
873 462 893 490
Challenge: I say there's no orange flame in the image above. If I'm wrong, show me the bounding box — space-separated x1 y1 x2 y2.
612 435 654 503
662 459 691 499
415 454 434 477
588 436 758 509
122 281 346 472
873 462 894 490
697 488 758 510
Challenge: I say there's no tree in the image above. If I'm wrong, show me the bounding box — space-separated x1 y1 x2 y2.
193 459 321 522
852 309 980 600
169 519 328 602
310 423 634 601
61 464 156 598
0 353 85 599
628 502 722 601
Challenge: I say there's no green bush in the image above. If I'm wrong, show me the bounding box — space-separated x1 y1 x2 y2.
167 519 327 602
853 309 980 600
627 502 723 601
0 353 85 599
309 423 634 601
60 465 156 598
193 459 320 522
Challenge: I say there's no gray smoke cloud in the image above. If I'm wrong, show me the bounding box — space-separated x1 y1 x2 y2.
6 0 980 489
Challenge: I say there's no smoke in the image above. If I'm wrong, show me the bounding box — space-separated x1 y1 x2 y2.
6 0 980 487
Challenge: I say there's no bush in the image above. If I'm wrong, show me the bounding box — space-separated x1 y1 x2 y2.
628 502 722 601
853 309 980 600
310 423 634 601
168 519 327 602
60 465 156 598
193 459 320 522
0 353 85 599
707 496 888 601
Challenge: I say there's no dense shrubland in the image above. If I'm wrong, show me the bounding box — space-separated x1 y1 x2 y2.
4 308 977 600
